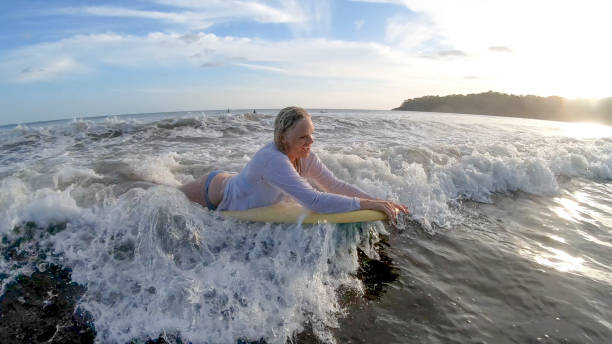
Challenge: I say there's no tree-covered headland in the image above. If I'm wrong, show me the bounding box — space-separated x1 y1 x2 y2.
393 91 612 125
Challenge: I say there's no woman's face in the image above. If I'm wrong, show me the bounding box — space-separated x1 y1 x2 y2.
282 117 314 160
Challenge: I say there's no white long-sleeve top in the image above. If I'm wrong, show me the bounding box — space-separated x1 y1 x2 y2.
217 143 373 213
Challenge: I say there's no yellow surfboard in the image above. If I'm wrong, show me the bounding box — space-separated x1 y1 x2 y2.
221 202 387 224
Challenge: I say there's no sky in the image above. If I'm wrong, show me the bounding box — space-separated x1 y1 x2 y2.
1 0 611 125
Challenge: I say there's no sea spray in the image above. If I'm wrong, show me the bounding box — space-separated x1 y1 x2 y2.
23 185 383 343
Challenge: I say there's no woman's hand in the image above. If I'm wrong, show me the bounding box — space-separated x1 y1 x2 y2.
360 199 410 225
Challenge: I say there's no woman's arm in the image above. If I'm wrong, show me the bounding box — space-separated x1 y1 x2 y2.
359 198 410 225
303 153 410 222
265 155 360 214
304 153 375 199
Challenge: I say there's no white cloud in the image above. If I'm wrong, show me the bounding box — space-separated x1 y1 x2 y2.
66 6 212 29
488 46 513 53
3 17 611 102
358 0 612 53
385 15 439 52
13 57 88 83
3 0 612 106
1 31 467 111
152 0 300 23
59 1 329 32
0 32 418 83
279 0 332 36
232 62 289 74
354 19 365 31
359 0 612 98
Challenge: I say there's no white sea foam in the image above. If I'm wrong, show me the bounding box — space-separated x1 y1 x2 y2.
0 176 89 234
53 166 103 187
169 126 224 139
124 153 185 186
69 118 92 133
22 187 85 226
444 153 559 200
0 177 31 233
48 186 376 343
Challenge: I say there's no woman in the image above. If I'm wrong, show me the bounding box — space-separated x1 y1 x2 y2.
180 106 409 223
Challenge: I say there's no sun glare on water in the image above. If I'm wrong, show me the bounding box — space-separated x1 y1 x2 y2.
558 122 612 138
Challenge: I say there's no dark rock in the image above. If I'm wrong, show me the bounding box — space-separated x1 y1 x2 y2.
0 264 95 344
355 243 399 299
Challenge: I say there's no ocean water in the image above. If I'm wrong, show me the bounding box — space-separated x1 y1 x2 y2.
0 110 610 343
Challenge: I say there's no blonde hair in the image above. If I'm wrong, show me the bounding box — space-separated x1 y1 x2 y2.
274 106 310 153
274 106 310 173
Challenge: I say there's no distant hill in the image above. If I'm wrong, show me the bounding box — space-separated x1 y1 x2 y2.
393 91 612 125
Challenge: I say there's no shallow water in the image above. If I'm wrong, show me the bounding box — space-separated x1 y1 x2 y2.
337 180 612 343
1 110 611 343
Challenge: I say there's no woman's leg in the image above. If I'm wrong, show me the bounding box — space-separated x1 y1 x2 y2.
179 174 208 206
179 172 234 209
207 172 234 206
